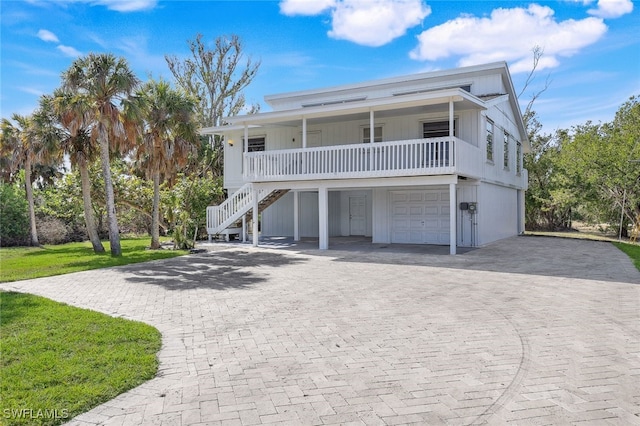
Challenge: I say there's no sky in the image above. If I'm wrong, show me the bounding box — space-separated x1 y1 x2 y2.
1 0 639 135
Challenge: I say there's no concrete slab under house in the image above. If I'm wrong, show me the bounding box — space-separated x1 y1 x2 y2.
202 62 529 254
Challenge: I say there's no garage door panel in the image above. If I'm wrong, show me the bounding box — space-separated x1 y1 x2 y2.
408 192 424 202
409 206 424 215
393 205 408 215
424 206 439 215
424 219 440 229
424 193 439 202
392 193 409 202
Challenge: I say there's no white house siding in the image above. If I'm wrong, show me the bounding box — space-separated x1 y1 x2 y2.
477 181 518 245
456 183 479 247
481 100 526 190
261 192 294 237
472 74 505 97
261 191 342 238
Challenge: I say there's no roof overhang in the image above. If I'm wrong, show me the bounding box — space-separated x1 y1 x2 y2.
201 88 485 135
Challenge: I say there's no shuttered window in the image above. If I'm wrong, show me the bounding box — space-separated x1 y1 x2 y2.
423 120 456 138
486 119 494 162
247 137 265 152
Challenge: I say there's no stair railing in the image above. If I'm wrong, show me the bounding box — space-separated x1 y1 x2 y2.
206 183 270 235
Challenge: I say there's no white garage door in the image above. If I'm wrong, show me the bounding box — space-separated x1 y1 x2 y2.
390 190 450 244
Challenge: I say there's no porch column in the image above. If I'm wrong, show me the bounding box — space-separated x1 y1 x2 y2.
244 123 249 176
302 117 307 148
302 117 307 174
318 187 328 250
369 109 375 140
244 123 249 153
449 99 454 137
369 109 375 170
449 182 457 255
293 190 300 241
252 186 259 247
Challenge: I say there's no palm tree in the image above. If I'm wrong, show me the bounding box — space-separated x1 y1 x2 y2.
62 53 139 256
42 90 106 253
125 79 198 249
0 112 60 246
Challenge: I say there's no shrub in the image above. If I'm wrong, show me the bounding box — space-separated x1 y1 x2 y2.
0 183 29 246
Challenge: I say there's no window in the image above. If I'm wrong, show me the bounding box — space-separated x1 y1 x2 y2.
516 141 522 174
363 126 382 143
486 119 494 162
503 131 510 169
247 136 265 152
423 120 456 138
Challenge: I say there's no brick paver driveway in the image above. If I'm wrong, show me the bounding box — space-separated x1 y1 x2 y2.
2 236 639 425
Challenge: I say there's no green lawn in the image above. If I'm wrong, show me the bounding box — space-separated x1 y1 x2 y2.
0 238 187 283
0 291 161 425
613 241 640 272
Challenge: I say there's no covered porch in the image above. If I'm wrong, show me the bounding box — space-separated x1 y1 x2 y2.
242 175 464 254
202 86 488 184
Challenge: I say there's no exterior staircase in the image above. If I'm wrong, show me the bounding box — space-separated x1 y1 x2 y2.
206 183 289 239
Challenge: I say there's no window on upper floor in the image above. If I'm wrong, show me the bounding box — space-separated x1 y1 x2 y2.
363 126 382 143
422 120 457 138
516 141 522 174
247 136 266 152
486 119 494 162
503 131 510 170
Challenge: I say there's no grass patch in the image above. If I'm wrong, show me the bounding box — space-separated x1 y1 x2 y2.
0 238 187 283
0 291 161 425
613 241 640 272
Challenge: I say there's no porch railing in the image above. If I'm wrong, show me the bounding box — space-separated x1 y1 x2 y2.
243 137 482 181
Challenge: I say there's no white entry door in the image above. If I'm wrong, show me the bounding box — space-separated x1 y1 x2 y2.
349 196 366 236
390 190 450 244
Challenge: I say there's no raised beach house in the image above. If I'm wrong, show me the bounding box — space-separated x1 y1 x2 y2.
202 61 528 254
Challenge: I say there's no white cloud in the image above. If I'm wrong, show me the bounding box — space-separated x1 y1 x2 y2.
410 4 608 73
57 45 82 57
91 0 158 12
279 0 431 47
28 0 158 12
19 86 46 97
588 0 633 18
37 29 59 43
280 0 336 15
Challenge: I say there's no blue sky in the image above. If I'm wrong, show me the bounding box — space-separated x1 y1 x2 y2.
1 0 638 134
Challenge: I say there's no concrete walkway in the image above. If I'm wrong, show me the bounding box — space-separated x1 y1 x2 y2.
1 236 639 425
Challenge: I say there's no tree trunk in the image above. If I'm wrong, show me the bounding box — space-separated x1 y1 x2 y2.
98 126 122 256
78 155 105 253
150 170 161 249
24 156 40 247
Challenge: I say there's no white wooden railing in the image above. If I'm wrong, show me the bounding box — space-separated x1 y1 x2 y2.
243 137 482 181
206 183 267 235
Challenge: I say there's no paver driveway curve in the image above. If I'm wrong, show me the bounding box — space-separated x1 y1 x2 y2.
1 236 639 425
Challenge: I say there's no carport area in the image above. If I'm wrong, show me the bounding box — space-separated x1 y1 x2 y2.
1 236 638 425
